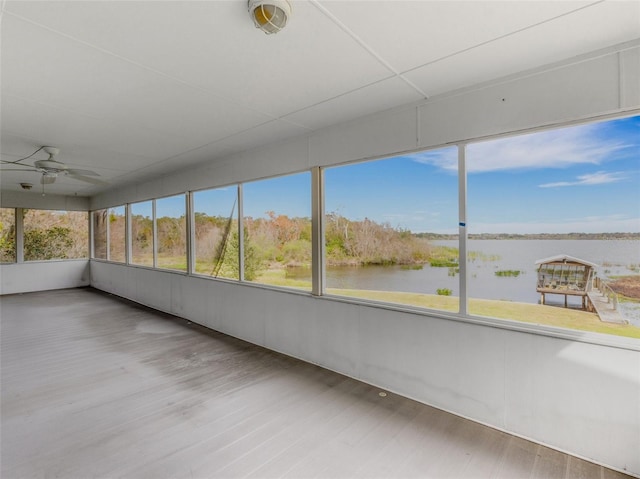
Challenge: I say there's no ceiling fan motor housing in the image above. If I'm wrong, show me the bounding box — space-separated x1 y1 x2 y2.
43 146 60 157
35 159 67 170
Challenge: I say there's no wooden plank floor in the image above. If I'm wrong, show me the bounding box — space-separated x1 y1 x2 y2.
0 288 632 479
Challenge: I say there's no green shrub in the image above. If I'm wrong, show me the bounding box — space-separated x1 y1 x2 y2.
24 227 73 261
494 270 522 277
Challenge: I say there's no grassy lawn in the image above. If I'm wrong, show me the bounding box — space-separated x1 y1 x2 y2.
254 269 640 339
331 289 640 339
254 269 313 289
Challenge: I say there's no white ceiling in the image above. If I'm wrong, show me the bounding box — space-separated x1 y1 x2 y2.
1 0 639 197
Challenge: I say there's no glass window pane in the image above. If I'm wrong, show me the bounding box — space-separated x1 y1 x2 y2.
243 172 311 290
324 147 459 312
0 208 16 263
466 115 640 338
109 206 126 263
156 195 187 271
131 201 153 267
24 209 88 261
193 186 239 280
93 209 107 259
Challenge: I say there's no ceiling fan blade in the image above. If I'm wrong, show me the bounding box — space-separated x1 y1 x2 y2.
66 168 100 176
67 174 108 185
40 175 57 184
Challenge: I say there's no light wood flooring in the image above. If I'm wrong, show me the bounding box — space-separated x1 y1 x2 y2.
0 288 632 478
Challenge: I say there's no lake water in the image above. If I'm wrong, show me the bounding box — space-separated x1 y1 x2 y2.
314 240 640 325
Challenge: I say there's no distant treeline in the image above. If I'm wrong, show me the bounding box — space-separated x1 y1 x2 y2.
192 211 435 276
415 232 640 240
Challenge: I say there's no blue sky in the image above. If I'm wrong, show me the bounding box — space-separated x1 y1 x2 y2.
130 200 153 218
325 149 459 233
194 186 237 218
165 115 639 234
466 115 639 234
328 115 640 234
244 173 311 219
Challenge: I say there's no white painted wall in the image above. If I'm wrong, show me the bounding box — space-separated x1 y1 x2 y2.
90 262 640 476
38 41 640 475
1 190 90 210
0 260 90 295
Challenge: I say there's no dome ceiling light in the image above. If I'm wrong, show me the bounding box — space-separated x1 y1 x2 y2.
248 0 292 34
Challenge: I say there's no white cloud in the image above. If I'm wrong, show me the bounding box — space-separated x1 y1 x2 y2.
539 171 629 188
409 122 633 173
409 148 458 171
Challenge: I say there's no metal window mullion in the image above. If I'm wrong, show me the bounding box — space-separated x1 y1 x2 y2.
89 210 95 259
238 184 244 282
458 144 468 316
106 209 111 261
152 200 158 269
125 204 132 264
87 211 93 259
187 192 194 275
15 208 24 263
311 167 325 296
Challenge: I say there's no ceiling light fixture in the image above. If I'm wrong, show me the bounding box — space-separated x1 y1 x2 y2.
248 0 291 34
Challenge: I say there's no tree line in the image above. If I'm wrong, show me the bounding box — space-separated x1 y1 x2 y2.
1 208 437 273
0 209 88 261
415 232 640 240
195 211 433 278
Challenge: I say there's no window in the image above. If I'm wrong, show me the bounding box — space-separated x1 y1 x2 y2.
109 206 126 263
466 115 640 337
24 209 88 261
130 201 153 267
193 186 239 279
324 147 459 312
156 194 187 271
0 208 16 263
92 209 107 259
243 172 311 289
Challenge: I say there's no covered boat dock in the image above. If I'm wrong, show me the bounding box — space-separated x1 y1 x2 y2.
535 254 597 309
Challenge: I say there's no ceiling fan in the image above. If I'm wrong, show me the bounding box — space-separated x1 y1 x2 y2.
1 146 107 186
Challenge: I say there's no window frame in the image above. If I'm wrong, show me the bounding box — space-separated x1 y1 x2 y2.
240 170 313 292
319 145 461 313
129 199 155 268
0 207 17 264
91 209 108 260
190 184 241 281
22 208 89 262
107 205 127 263
154 193 188 273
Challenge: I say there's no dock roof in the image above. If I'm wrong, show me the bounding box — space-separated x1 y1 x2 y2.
535 254 599 268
